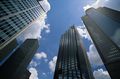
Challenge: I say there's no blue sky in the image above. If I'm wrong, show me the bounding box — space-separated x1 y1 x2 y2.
35 0 95 79
17 0 120 79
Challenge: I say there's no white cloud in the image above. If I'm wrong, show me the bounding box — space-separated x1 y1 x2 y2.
83 0 109 11
29 67 39 79
39 0 51 12
44 59 48 63
35 52 47 60
105 0 110 1
45 24 50 33
29 52 48 67
48 56 57 72
77 26 103 66
76 25 91 41
93 69 111 79
29 60 38 67
17 13 50 43
42 72 47 76
87 44 103 66
83 5 92 11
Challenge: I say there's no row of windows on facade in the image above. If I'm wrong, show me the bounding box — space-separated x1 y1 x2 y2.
0 0 39 17
89 25 120 63
0 7 43 37
0 6 44 44
60 56 78 69
0 4 43 20
61 61 78 66
58 70 81 79
0 6 43 31
61 71 81 77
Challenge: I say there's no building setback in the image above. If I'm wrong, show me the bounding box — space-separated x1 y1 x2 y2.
0 39 39 79
82 7 120 79
54 26 94 79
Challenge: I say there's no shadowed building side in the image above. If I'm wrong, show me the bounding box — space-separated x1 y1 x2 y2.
18 69 31 79
0 39 39 79
82 7 120 79
0 39 18 65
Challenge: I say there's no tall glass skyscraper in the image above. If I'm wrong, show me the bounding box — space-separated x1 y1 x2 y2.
0 39 39 79
0 0 45 50
0 39 18 65
82 7 120 79
54 26 94 79
0 0 45 63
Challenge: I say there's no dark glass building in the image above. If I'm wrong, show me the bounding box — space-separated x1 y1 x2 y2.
0 0 45 50
18 69 31 79
82 7 120 79
54 26 94 79
0 39 18 64
0 39 39 79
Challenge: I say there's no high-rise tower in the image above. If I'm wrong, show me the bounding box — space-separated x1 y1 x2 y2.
0 1 45 51
54 26 94 79
0 39 39 79
82 7 120 79
0 0 45 62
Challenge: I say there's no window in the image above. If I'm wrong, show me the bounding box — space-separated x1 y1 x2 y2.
0 37 5 44
0 7 8 17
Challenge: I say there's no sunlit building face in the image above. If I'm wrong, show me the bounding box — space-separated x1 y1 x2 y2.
0 0 45 50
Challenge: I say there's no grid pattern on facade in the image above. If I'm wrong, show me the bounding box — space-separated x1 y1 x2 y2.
54 27 82 79
54 26 94 79
97 7 120 23
0 0 45 49
82 7 120 79
82 15 120 63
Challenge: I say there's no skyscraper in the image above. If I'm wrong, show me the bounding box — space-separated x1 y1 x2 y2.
82 7 120 79
0 39 39 79
0 39 18 64
54 26 94 79
0 0 45 50
0 0 45 64
18 69 31 79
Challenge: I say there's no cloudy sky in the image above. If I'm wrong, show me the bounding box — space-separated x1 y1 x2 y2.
17 0 120 79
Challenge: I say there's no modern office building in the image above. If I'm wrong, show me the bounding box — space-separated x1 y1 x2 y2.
0 39 18 64
97 7 120 23
82 7 120 79
18 69 31 79
54 26 94 79
0 0 45 50
0 39 39 79
0 0 45 65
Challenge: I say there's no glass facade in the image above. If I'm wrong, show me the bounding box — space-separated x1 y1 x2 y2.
97 7 120 23
0 0 45 50
54 26 94 79
0 39 18 65
82 7 120 79
86 8 120 48
0 39 39 79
